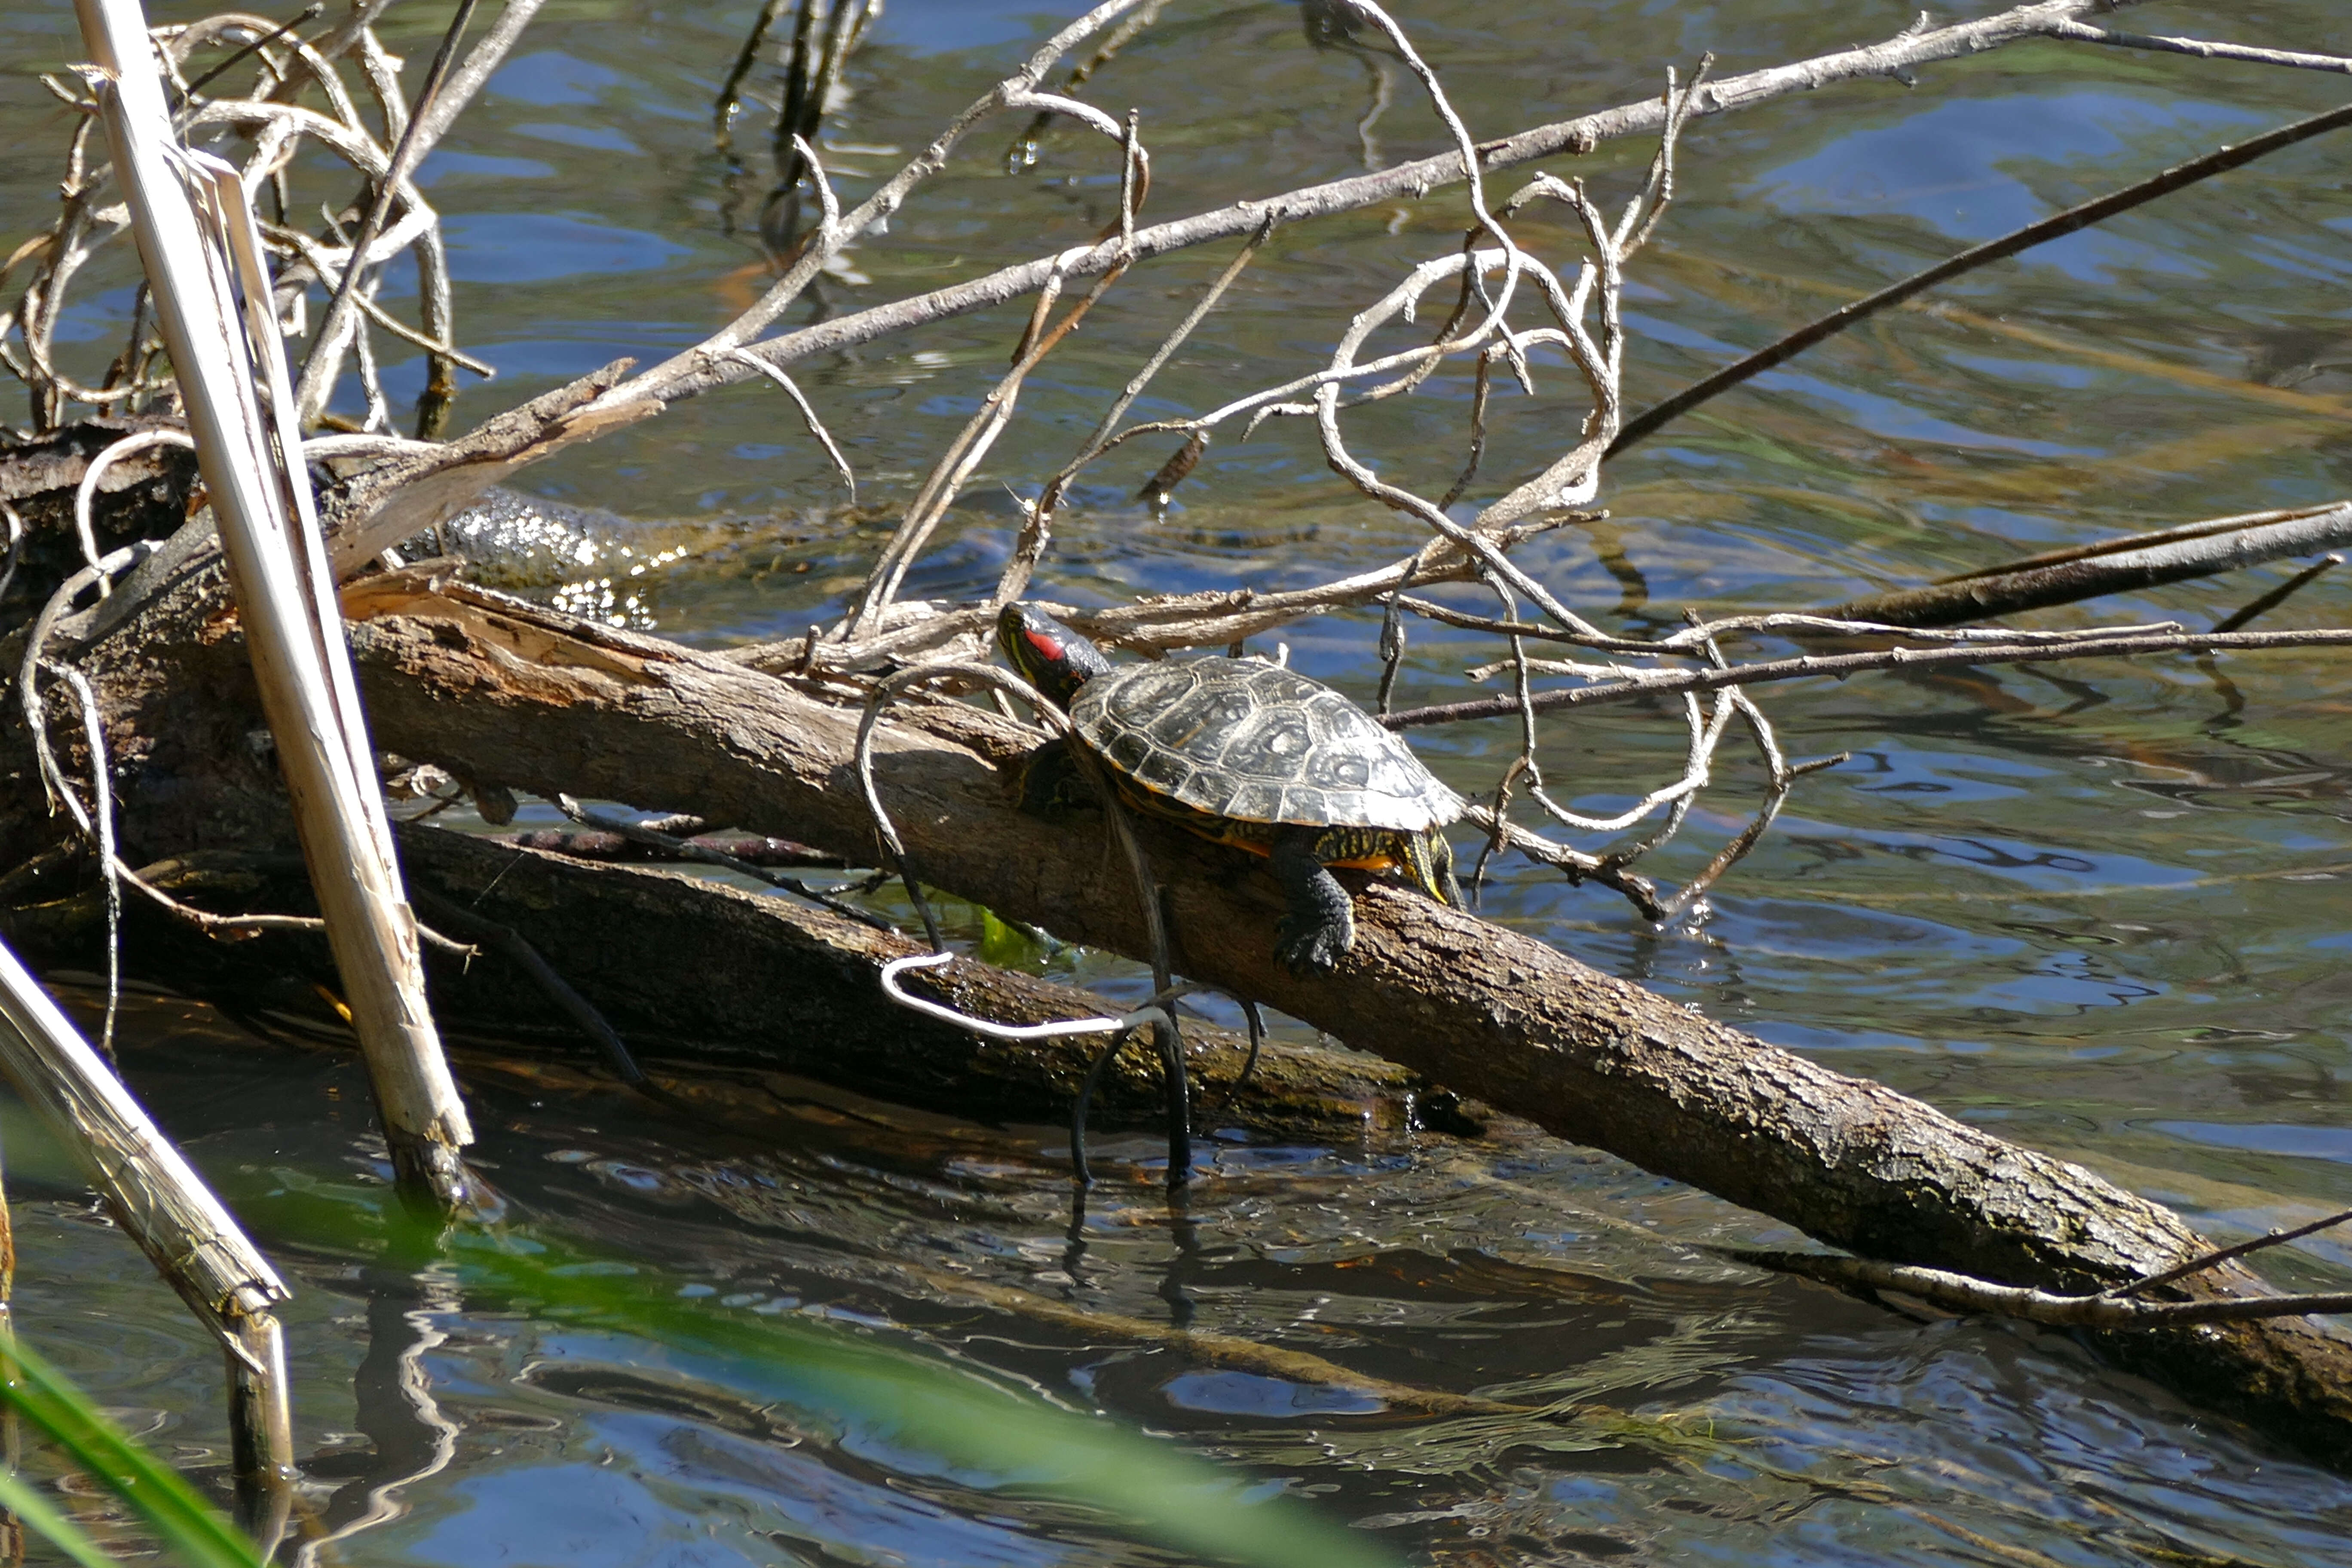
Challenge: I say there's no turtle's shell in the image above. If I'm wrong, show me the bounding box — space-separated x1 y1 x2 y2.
1069 656 1464 832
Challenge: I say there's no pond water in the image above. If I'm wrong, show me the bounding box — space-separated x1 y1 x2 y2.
9 0 2352 1562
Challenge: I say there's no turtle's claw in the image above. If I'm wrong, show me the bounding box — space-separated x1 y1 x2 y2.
1275 913 1354 977
1270 827 1358 977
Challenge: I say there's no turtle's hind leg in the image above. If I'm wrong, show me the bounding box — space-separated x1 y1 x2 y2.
1270 826 1355 976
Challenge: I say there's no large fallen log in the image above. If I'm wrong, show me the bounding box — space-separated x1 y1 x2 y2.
335 567 2352 1462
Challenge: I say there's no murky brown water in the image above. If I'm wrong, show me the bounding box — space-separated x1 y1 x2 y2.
9 0 2352 1562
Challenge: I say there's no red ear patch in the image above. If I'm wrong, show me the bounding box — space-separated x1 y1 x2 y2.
1022 627 1065 663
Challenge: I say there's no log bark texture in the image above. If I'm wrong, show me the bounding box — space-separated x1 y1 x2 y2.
338 569 2352 1464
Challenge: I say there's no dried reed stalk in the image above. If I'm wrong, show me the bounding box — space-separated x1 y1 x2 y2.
0 934 293 1534
72 0 476 1221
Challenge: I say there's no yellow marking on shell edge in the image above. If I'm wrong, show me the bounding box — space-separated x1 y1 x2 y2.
1106 771 1442 894
1208 833 1399 873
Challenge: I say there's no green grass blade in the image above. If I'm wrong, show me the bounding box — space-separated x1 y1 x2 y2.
0 1460 126 1568
0 1335 263 1568
447 1231 1402 1568
248 1184 1401 1568
465 1240 1404 1568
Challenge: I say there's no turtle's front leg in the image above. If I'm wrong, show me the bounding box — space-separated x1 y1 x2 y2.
1011 736 1095 816
1270 826 1355 976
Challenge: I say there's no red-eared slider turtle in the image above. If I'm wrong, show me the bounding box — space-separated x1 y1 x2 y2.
998 603 1464 975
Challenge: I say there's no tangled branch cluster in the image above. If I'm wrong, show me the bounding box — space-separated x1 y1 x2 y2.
1 2 526 439
21 0 2352 940
796 1 1818 920
717 0 2352 923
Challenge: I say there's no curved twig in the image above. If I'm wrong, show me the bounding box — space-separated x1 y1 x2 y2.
878 950 1210 1042
858 656 1260 1184
855 660 1074 948
724 346 854 501
73 431 195 581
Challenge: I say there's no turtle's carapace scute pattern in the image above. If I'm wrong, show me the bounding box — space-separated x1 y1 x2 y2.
1074 657 1460 834
997 601 1464 977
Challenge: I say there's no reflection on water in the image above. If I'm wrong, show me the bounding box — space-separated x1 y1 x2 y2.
16 993 2352 1566
8 0 2352 1562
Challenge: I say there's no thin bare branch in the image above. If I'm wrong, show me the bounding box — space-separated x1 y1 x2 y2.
1006 0 1170 171
1823 502 2352 626
399 0 552 171
2050 21 2352 76
2213 554 2340 633
725 347 855 500
75 428 195 577
1000 216 1276 600
1737 1249 2352 1329
1384 625 2352 729
294 0 482 422
2106 1206 2352 1300
594 0 2161 416
847 249 1132 637
1610 96 2352 456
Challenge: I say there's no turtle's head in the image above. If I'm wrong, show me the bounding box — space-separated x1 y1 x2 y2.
997 602 1111 711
